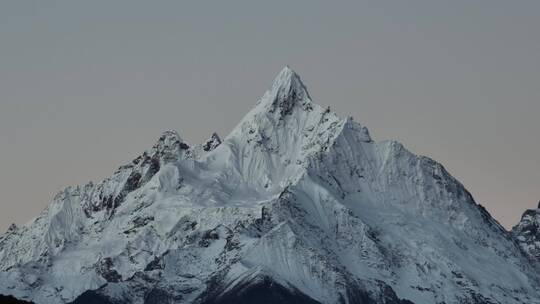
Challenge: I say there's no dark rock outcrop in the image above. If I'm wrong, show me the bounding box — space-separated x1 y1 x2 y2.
0 295 35 304
512 203 540 260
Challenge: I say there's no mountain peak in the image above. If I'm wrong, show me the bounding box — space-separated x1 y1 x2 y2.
259 66 311 116
6 223 17 233
203 132 222 152
151 130 189 162
2 66 540 304
270 65 310 100
157 130 183 143
271 66 300 86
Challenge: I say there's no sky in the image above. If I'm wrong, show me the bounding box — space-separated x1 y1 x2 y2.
0 1 539 231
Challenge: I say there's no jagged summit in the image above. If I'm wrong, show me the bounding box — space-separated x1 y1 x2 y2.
1 67 540 304
203 132 222 152
151 130 190 163
6 223 17 233
269 66 310 98
512 202 540 261
258 66 312 116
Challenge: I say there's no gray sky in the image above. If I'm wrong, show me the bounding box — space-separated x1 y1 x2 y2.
1 1 539 231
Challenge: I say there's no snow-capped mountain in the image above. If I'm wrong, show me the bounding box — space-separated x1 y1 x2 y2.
1 67 539 304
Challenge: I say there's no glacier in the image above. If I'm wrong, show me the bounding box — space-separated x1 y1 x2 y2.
0 66 539 304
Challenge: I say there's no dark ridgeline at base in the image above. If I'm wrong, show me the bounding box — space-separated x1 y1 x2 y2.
199 277 321 304
68 290 115 304
3 279 416 304
197 275 414 304
0 295 35 304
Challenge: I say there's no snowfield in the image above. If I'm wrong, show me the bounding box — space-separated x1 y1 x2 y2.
1 67 539 304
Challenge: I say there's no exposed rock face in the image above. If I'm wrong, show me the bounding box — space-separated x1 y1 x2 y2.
203 133 222 152
1 67 539 304
512 203 540 261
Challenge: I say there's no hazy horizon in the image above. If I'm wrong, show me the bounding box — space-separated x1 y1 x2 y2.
1 1 539 231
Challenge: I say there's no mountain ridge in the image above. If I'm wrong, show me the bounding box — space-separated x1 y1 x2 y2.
1 67 539 304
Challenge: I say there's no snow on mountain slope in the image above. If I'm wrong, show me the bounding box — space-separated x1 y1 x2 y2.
0 67 539 304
